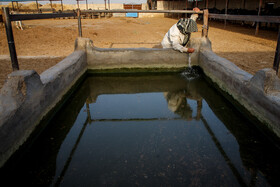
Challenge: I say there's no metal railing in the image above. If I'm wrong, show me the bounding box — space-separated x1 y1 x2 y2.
1 7 208 71
208 13 280 74
209 13 280 23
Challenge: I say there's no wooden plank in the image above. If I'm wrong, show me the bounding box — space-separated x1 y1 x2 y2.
123 4 142 10
202 9 209 38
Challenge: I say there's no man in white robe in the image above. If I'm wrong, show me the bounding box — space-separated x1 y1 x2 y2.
161 7 200 53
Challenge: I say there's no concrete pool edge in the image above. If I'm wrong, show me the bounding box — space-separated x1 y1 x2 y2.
0 50 87 167
0 36 280 168
199 38 280 138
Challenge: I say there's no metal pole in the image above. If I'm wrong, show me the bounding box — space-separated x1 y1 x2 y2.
11 1 14 11
2 7 19 71
86 0 88 10
255 0 262 35
36 0 39 12
224 0 228 28
77 9 82 37
61 0 63 12
172 0 174 18
16 1 19 11
273 26 280 75
205 0 208 9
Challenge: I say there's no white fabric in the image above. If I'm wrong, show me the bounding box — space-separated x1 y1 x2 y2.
161 14 198 53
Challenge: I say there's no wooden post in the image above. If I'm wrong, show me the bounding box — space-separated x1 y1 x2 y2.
86 0 88 10
255 0 262 35
202 9 209 38
77 0 79 9
2 7 19 71
104 0 107 10
273 26 280 75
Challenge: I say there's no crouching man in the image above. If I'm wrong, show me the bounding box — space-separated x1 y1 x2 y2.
161 7 200 53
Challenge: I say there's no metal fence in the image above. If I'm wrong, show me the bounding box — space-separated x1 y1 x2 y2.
208 13 280 74
2 7 278 74
1 7 208 71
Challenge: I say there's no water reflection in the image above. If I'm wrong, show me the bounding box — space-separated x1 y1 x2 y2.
164 91 202 121
0 73 280 186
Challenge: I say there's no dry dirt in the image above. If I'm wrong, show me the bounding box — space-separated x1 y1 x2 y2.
0 17 278 88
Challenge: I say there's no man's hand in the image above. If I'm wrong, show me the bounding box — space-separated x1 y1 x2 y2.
193 7 200 13
187 48 195 53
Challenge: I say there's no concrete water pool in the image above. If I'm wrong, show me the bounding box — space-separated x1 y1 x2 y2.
1 72 280 186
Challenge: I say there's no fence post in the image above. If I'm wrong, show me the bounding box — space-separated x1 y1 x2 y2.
202 9 209 38
273 26 280 75
77 9 82 37
2 7 19 71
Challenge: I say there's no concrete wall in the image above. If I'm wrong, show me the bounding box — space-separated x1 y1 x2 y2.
0 50 87 167
75 37 200 71
199 37 280 138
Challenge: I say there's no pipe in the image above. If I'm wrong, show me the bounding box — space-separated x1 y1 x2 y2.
2 7 19 71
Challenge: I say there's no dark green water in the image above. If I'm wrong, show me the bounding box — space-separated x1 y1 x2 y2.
1 72 280 186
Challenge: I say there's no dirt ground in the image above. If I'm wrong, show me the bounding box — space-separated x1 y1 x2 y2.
0 17 278 88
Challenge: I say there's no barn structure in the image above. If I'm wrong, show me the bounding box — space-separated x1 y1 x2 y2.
148 0 280 34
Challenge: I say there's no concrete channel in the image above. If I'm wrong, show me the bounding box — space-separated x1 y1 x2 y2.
0 36 280 168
